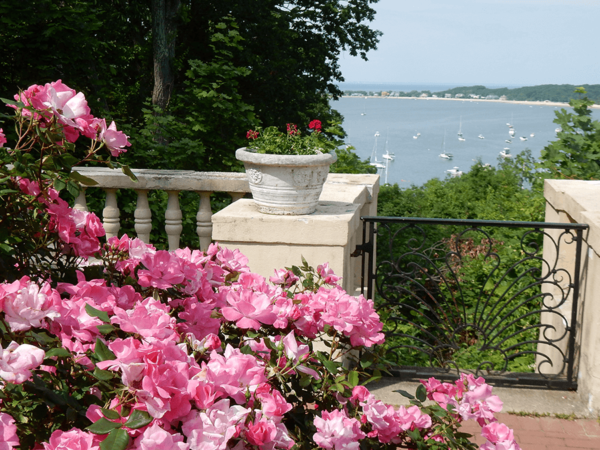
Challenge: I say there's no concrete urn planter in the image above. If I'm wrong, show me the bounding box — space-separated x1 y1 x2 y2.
236 148 337 215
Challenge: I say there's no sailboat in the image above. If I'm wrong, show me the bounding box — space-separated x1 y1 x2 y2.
361 99 367 116
446 166 463 177
439 131 453 159
456 117 466 141
369 131 385 170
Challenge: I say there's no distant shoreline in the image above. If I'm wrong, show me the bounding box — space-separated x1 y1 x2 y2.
341 95 600 109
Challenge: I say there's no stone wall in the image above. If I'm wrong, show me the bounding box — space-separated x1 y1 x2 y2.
543 180 600 414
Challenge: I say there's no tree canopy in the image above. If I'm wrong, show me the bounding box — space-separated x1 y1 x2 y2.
0 0 381 172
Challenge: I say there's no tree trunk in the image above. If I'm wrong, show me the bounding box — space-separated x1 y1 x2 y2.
151 0 180 110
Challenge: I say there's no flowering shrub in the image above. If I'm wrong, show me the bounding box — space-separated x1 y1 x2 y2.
0 82 521 450
245 120 338 156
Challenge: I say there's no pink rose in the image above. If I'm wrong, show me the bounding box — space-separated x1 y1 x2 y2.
42 428 100 450
221 288 277 330
133 422 189 450
0 412 19 449
0 341 45 384
246 415 278 447
258 389 293 419
0 129 7 148
1 277 61 332
313 409 365 449
481 422 515 443
94 119 131 157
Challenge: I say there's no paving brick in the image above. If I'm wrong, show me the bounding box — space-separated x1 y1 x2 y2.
563 437 600 448
559 420 587 436
539 417 565 433
517 434 565 446
524 445 549 450
580 419 600 437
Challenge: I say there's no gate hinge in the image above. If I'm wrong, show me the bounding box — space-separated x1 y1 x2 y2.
351 241 372 257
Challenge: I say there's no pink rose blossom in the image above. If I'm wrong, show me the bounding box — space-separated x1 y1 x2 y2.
206 345 267 403
257 389 293 420
1 277 61 331
317 263 341 285
313 409 365 449
0 412 19 449
270 268 299 289
221 288 277 330
481 422 514 443
133 422 189 450
396 405 432 431
246 414 278 447
111 297 177 342
0 129 7 148
0 341 45 384
93 119 131 156
41 428 100 450
182 399 250 450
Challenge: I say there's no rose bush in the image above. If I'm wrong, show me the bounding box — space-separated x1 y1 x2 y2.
0 82 521 450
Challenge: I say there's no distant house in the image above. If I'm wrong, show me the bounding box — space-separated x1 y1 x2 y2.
432 94 438 98
420 93 429 98
455 93 464 98
381 91 390 97
486 95 499 100
469 94 480 99
499 95 507 101
445 93 452 98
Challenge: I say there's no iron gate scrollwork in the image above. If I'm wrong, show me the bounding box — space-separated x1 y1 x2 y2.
355 217 588 389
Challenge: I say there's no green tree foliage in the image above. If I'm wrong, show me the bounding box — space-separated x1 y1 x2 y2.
378 151 544 223
537 88 600 180
0 0 382 172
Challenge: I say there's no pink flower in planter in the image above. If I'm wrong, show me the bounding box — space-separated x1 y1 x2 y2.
0 129 7 148
313 409 365 449
0 341 45 384
270 268 299 289
41 428 100 450
481 422 515 444
360 396 400 443
0 412 19 449
1 276 61 332
133 422 189 450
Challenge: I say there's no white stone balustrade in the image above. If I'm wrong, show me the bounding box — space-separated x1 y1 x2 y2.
72 167 250 251
543 179 600 415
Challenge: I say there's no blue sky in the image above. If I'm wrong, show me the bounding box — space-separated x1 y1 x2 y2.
339 0 600 87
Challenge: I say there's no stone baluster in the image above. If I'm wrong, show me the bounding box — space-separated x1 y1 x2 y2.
73 188 88 212
134 190 152 243
165 190 183 251
196 192 213 251
230 192 245 203
102 189 120 239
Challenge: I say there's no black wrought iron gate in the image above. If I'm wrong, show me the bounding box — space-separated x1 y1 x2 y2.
353 217 588 389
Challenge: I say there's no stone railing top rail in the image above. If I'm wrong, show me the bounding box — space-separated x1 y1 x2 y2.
73 167 250 193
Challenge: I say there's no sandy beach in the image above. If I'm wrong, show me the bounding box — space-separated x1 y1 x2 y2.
342 95 600 109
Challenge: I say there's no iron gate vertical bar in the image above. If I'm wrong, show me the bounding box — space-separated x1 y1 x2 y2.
367 220 375 301
567 228 584 385
359 219 367 297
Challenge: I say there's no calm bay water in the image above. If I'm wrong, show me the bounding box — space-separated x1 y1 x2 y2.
332 97 600 187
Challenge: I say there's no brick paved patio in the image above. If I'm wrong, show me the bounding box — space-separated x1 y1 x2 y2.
461 413 600 449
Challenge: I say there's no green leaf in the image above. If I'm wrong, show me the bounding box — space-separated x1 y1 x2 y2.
85 303 110 323
393 389 415 399
54 178 66 191
323 360 339 375
123 409 153 429
291 265 302 277
121 165 138 182
100 428 130 450
93 368 114 381
67 180 80 197
101 408 121 420
97 324 116 335
348 370 359 387
416 384 427 402
94 337 116 362
45 348 71 358
360 359 372 369
70 171 99 186
87 417 122 434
